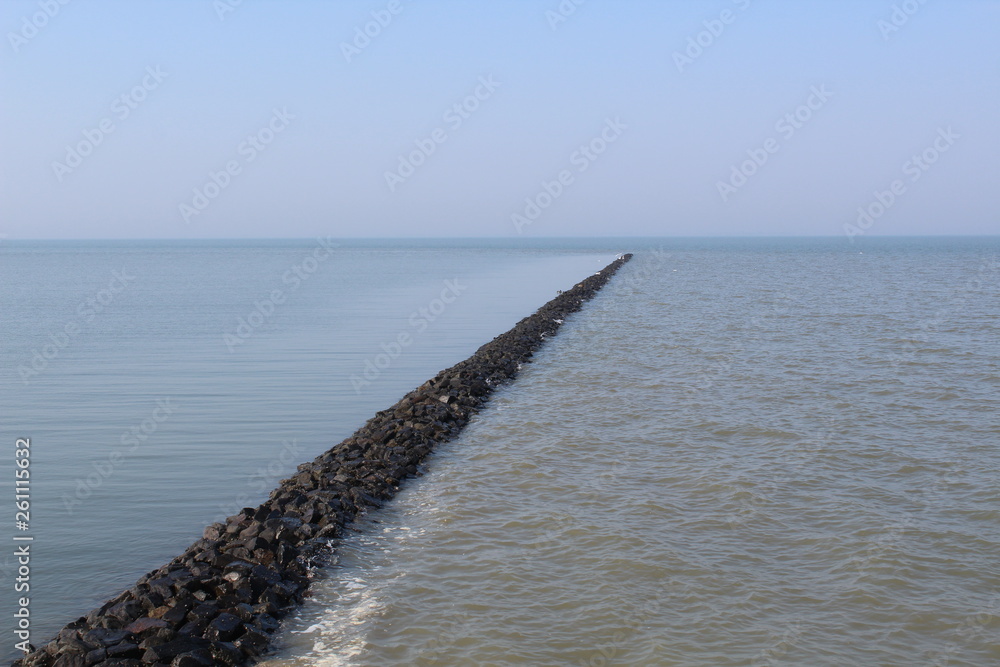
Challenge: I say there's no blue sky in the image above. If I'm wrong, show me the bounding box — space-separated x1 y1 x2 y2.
1 0 997 239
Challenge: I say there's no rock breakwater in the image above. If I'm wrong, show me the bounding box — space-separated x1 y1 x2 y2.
15 254 632 667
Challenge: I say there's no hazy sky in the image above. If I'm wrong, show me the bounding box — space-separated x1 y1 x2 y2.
1 0 997 239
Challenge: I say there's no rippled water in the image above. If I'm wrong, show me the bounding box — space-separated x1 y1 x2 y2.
3 239 997 666
258 240 1000 666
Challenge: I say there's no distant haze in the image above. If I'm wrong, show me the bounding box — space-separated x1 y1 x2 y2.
1 0 997 239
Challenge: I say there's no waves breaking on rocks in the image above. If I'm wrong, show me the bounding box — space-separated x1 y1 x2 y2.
15 254 632 667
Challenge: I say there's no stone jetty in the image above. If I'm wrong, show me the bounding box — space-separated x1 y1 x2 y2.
15 254 632 667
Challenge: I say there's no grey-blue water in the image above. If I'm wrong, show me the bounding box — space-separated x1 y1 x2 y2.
2 238 998 666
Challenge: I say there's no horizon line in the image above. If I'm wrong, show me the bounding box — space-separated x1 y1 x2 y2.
3 234 998 243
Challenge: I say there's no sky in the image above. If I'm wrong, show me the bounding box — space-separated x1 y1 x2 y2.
1 0 997 239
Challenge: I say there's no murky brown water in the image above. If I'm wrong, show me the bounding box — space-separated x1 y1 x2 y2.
262 243 1000 666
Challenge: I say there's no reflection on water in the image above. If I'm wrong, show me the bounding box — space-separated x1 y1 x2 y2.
0 242 616 665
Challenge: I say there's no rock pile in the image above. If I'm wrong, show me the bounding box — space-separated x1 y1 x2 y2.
15 254 631 667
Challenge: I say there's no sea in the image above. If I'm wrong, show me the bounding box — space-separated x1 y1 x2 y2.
1 237 998 666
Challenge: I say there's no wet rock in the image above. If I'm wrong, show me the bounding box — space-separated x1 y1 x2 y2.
82 628 131 648
249 613 279 635
186 602 219 625
159 604 189 626
137 627 175 649
106 600 143 625
233 628 269 657
50 655 85 667
204 613 242 642
207 642 243 666
170 652 214 667
141 636 212 663
84 648 107 664
53 637 89 657
106 642 143 659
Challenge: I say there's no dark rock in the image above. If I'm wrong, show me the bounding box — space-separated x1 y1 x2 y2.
214 593 243 610
225 546 252 561
55 629 81 645
83 648 107 664
202 523 226 541
207 641 243 666
275 542 299 567
142 591 166 610
252 600 280 622
226 603 255 622
124 617 169 634
237 524 261 540
272 581 300 602
142 626 176 644
170 650 214 667
141 636 212 662
186 602 219 625
159 604 189 627
248 565 281 592
53 637 89 657
176 619 207 637
233 628 269 656
233 584 255 603
82 628 131 648
50 655 84 667
204 613 243 642
253 548 277 566
105 642 143 659
250 612 279 635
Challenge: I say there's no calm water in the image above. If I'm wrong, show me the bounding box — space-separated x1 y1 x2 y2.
3 238 999 666
0 240 616 664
